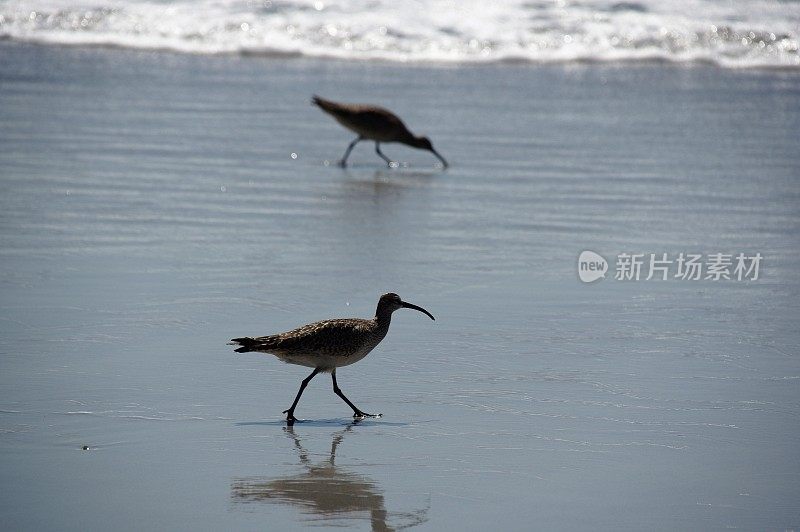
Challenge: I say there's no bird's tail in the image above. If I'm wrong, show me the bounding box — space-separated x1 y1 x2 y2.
311 94 341 114
229 337 257 353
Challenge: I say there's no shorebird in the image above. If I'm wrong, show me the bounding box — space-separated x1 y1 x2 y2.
312 95 448 169
230 293 435 424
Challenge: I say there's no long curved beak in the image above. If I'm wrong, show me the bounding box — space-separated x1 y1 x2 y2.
430 148 448 169
400 301 435 321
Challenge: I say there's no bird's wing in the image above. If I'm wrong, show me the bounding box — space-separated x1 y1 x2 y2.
341 107 413 142
313 96 412 141
247 319 370 357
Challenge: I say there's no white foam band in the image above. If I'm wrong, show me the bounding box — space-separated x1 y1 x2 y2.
1 0 798 68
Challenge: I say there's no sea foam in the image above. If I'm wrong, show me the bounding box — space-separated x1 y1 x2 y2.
1 0 798 68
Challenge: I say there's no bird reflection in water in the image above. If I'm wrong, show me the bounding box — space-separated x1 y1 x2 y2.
231 422 429 531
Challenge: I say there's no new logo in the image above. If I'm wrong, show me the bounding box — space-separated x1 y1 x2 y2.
578 251 608 283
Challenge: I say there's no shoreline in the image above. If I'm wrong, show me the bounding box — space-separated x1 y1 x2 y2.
3 39 800 73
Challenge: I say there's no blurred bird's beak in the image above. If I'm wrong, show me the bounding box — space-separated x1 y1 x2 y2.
431 148 448 169
401 301 435 320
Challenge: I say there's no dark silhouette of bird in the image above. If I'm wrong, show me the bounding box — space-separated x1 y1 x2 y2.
312 95 448 168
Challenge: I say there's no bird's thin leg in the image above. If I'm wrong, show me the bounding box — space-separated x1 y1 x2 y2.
374 142 395 167
331 370 380 418
283 368 321 424
339 136 362 168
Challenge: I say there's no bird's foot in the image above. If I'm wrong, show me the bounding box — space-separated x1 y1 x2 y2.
283 409 297 425
353 411 382 419
337 159 347 168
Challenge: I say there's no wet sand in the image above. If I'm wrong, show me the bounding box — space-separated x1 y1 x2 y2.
1 42 799 530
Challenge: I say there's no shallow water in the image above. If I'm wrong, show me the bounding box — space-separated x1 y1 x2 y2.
1 43 799 530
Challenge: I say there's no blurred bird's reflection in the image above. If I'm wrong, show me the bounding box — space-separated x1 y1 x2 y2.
231 422 429 531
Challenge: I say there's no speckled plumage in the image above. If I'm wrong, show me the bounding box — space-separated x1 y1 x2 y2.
232 317 390 371
230 293 435 424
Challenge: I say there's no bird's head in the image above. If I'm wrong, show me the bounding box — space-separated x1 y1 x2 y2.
411 136 448 168
377 293 435 320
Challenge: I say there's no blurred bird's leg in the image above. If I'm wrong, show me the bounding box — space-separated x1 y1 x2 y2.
339 136 362 167
374 142 395 167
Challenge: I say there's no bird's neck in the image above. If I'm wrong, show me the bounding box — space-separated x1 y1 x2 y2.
375 309 393 328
